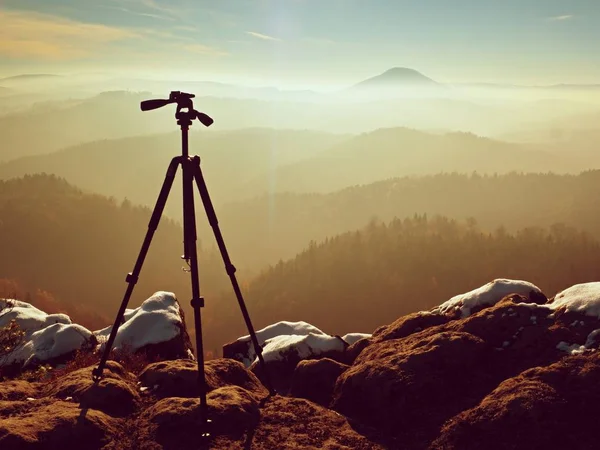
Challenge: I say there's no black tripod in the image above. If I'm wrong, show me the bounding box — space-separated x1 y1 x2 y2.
91 91 274 435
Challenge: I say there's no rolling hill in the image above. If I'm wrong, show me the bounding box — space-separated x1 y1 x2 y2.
233 127 581 198
198 171 600 271
0 128 350 211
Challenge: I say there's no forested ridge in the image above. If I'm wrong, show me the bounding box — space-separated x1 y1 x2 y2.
212 170 600 269
212 214 600 345
0 174 230 350
6 173 600 356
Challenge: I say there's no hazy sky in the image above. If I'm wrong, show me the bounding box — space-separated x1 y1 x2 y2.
1 0 600 87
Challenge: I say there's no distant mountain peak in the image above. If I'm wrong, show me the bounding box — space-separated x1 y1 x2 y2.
353 67 439 88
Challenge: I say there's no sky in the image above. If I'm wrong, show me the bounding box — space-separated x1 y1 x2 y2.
1 0 600 88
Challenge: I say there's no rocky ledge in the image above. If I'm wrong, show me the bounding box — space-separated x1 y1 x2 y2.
2 279 600 449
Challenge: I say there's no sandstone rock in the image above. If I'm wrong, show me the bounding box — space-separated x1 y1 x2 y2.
137 386 259 449
343 336 372 365
332 331 491 448
0 399 121 450
250 333 348 394
371 310 450 343
143 386 260 442
250 396 386 450
138 358 268 400
290 358 349 407
0 379 38 401
43 361 140 417
432 353 600 450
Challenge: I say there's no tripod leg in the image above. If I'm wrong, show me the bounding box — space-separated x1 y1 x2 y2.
92 157 181 381
191 156 276 395
181 157 210 432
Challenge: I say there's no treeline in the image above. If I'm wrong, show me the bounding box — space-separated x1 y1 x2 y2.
0 278 104 329
211 214 600 346
209 170 600 271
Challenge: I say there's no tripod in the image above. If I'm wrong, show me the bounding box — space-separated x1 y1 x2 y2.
91 91 275 435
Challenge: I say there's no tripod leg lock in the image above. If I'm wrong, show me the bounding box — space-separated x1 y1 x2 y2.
225 264 236 276
125 273 139 284
191 296 205 308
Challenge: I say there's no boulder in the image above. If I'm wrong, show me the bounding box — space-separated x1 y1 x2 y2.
138 358 268 400
0 298 96 372
0 379 39 401
249 396 386 450
333 286 600 448
94 291 194 362
432 353 600 450
43 361 140 417
223 321 327 367
290 358 349 406
332 331 492 448
250 333 348 394
430 278 546 318
371 310 450 343
139 385 260 448
0 399 121 450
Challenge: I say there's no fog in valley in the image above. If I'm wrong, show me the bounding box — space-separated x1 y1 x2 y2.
3 65 600 352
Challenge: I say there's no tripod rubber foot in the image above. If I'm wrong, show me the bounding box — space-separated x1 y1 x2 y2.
91 367 103 382
200 418 212 439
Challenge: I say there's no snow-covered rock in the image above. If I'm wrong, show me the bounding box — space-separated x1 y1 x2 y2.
1 299 94 369
94 291 193 360
223 321 327 367
431 279 545 318
261 333 346 364
0 291 193 371
547 282 600 318
2 323 93 368
0 299 71 332
342 333 372 345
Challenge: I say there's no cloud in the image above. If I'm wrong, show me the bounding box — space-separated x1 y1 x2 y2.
547 15 574 21
0 8 227 61
101 5 177 21
183 44 228 56
0 9 140 60
246 31 282 42
121 0 181 19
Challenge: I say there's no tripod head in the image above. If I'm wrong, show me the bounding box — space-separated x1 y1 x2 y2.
141 91 214 127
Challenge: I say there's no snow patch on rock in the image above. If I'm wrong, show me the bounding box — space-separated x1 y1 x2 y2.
431 279 544 318
229 321 328 367
260 333 346 364
94 291 183 352
342 333 372 345
0 299 71 332
547 282 600 318
3 323 93 367
1 298 93 368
